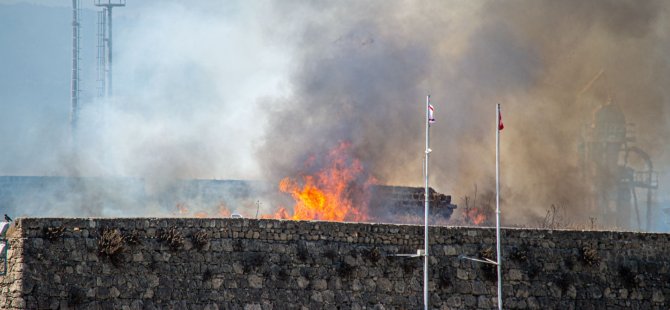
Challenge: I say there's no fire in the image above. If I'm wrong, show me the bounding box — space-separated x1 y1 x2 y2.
194 211 208 218
172 201 234 218
465 208 487 225
175 203 189 216
217 203 232 217
276 142 374 222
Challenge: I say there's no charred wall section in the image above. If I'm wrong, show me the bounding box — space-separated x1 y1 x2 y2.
1 218 669 309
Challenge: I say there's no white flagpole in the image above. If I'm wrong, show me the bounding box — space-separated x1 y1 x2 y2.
496 103 503 310
423 95 431 310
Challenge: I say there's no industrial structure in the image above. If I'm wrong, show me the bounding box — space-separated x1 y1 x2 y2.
579 100 658 230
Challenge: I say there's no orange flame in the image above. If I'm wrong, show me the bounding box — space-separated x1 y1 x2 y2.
175 203 189 216
466 208 487 225
217 203 232 218
194 211 208 218
276 142 373 222
172 202 235 218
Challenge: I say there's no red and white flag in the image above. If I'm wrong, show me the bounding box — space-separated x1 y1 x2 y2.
498 110 504 131
428 104 435 124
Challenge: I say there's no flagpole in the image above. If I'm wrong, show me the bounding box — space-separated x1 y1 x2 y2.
496 103 503 310
423 95 431 310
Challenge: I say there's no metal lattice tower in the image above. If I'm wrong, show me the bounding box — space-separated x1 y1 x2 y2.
95 0 126 98
96 10 106 97
70 0 81 143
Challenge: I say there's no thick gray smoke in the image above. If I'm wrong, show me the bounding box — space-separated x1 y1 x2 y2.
257 1 670 228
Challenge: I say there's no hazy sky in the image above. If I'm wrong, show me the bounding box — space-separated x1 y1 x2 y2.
0 1 291 180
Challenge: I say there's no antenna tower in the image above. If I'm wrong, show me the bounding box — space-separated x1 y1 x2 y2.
95 0 126 98
70 0 81 143
96 10 106 97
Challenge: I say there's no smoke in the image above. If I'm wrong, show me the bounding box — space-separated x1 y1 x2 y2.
70 1 294 216
0 1 289 217
2 1 670 229
257 0 670 228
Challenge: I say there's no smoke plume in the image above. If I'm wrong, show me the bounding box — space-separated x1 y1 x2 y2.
2 1 670 230
257 0 670 227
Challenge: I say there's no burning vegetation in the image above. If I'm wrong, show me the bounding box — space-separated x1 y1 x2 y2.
162 141 457 224
274 142 373 222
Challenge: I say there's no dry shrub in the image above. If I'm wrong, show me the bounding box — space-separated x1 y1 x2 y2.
479 246 495 261
509 246 528 262
362 247 382 264
191 230 209 250
581 246 600 266
123 230 142 246
98 228 125 266
43 226 65 241
98 228 123 256
158 228 184 251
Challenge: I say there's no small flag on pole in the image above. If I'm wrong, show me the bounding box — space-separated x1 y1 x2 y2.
498 109 504 131
429 104 435 123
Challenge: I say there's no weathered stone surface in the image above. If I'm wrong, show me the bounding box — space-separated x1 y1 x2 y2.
0 218 669 309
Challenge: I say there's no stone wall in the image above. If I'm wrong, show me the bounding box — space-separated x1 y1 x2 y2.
1 218 669 309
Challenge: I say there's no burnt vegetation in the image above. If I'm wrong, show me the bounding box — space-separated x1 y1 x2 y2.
540 204 570 229
191 230 209 250
98 228 125 267
361 246 382 264
580 246 600 266
158 228 184 251
43 225 65 241
458 184 495 226
122 230 142 246
509 246 528 263
478 245 498 280
479 246 495 261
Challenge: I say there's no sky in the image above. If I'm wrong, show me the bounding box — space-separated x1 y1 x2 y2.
1 0 669 230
